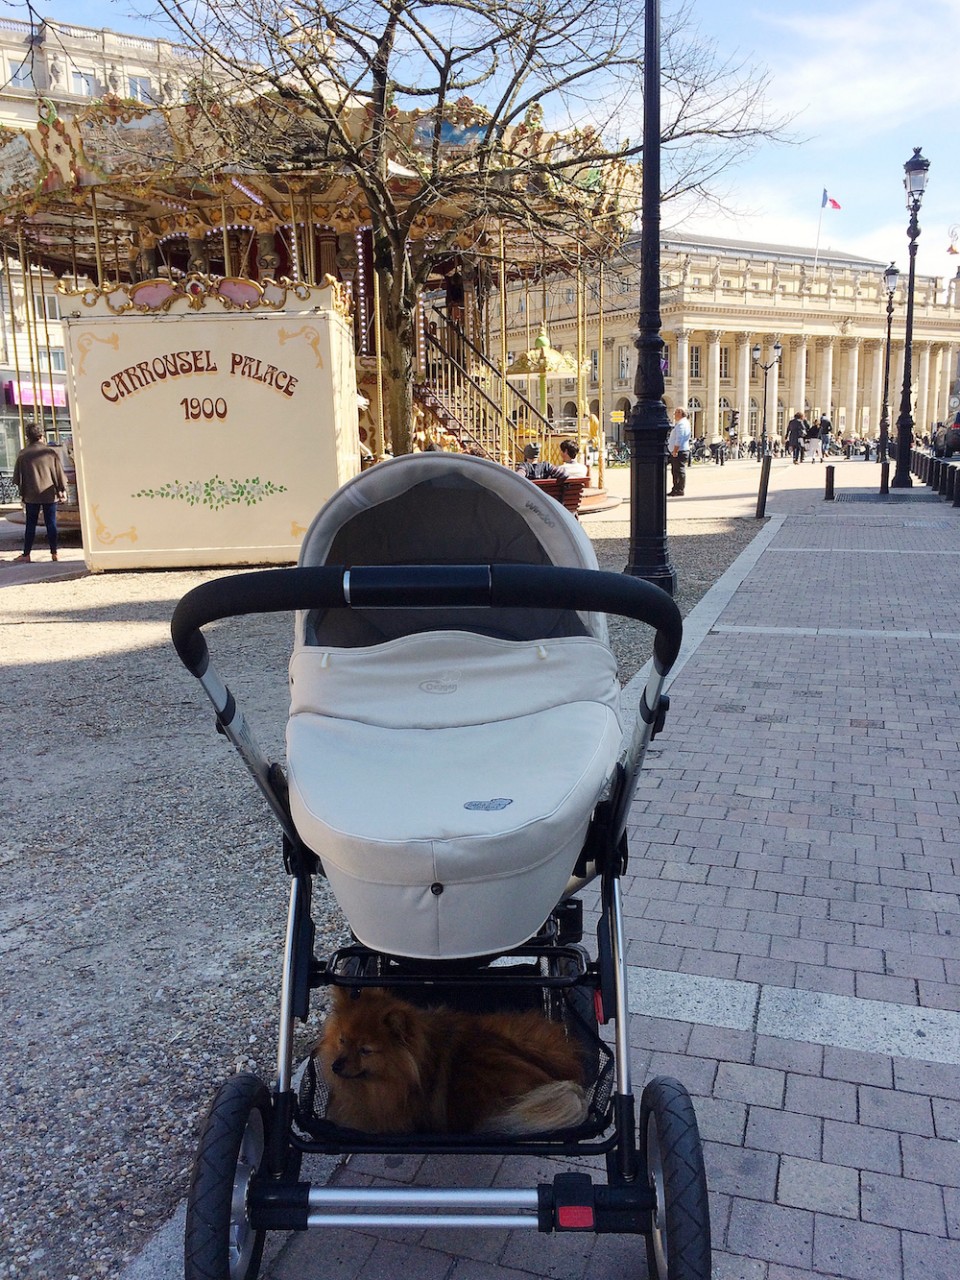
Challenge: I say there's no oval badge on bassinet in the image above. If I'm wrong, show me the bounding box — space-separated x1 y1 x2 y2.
463 798 514 811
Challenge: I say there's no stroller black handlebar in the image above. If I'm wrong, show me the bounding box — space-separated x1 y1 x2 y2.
171 564 683 678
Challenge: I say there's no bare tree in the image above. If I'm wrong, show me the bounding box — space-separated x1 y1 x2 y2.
151 0 788 452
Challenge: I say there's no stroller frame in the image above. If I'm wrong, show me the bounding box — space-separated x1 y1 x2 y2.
173 562 711 1280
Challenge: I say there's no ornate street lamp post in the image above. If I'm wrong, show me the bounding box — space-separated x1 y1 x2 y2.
625 0 676 593
891 147 930 488
878 261 899 463
751 339 782 457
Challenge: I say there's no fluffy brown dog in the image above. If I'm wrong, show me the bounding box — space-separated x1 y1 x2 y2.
315 986 588 1135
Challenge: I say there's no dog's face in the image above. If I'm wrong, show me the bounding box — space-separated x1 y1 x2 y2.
317 989 420 1089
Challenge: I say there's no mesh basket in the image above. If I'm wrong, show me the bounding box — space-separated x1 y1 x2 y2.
294 988 614 1146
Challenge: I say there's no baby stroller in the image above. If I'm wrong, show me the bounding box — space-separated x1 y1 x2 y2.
172 453 710 1280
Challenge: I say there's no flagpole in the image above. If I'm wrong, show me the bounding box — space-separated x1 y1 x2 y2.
813 199 825 275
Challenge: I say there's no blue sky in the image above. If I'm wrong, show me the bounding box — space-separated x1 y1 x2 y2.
11 0 959 287
673 0 960 286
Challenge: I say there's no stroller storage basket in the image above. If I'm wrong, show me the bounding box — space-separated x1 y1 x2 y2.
294 985 614 1153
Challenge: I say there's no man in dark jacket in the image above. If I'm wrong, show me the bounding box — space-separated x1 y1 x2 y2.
786 412 805 464
515 442 559 479
10 424 67 563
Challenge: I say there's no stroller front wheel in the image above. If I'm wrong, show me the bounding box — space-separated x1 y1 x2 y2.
639 1076 711 1280
185 1073 271 1280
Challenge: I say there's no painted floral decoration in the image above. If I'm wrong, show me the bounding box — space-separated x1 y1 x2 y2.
132 475 287 509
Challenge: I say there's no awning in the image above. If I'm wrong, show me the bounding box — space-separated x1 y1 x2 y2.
5 380 68 407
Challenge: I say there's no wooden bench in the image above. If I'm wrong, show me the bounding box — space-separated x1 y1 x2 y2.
531 476 588 518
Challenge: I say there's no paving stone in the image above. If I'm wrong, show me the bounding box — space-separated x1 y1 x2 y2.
812 1214 902 1280
861 1169 946 1233
716 1063 786 1109
901 1133 960 1188
859 1086 935 1138
705 1141 780 1201
822 1045 894 1087
777 1154 859 1218
785 1074 858 1122
754 1036 823 1077
900 1228 960 1280
726 1200 813 1269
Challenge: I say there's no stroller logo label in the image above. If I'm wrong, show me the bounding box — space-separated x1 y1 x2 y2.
419 669 461 694
464 798 514 810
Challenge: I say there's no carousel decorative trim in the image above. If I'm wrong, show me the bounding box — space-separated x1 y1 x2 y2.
60 273 319 315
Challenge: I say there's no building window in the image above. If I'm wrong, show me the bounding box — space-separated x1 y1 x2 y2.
689 344 701 380
128 75 154 103
9 60 34 91
618 345 631 381
661 344 670 378
589 349 598 384
39 348 67 372
34 293 61 321
719 346 730 380
516 296 525 313
72 69 96 96
749 398 759 434
564 287 575 304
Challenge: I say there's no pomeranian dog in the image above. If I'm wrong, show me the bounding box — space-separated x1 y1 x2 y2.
315 986 589 1136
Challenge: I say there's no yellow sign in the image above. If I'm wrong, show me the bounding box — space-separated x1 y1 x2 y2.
610 410 625 423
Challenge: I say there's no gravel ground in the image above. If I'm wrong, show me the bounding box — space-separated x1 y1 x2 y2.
0 514 762 1280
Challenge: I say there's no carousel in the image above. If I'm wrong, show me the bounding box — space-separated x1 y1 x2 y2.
0 91 638 566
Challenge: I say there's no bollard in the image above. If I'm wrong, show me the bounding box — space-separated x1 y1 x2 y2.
939 459 950 497
824 463 835 501
756 453 772 518
947 465 957 504
953 466 960 508
880 461 889 495
930 457 941 490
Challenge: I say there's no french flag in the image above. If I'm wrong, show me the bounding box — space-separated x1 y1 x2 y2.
822 189 841 210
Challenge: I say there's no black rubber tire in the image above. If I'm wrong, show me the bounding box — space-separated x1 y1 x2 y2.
184 1074 271 1280
639 1076 711 1280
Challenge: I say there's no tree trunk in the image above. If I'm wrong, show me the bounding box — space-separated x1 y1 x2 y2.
379 273 417 455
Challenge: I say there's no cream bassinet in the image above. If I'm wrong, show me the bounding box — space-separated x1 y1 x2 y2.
285 453 624 959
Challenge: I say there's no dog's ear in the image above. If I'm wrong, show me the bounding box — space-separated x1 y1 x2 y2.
383 1005 413 1044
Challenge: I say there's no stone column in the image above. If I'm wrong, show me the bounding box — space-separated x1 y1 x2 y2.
940 344 956 420
915 342 932 434
735 333 752 431
706 330 722 439
840 338 861 436
870 340 884 439
817 338 835 422
674 328 691 418
790 335 808 418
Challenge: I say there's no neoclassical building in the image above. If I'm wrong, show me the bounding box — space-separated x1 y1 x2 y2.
497 232 960 446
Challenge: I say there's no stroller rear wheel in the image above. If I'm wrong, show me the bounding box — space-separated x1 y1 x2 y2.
185 1073 271 1280
639 1076 711 1280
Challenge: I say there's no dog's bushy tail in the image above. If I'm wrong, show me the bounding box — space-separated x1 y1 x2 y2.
477 1081 589 1136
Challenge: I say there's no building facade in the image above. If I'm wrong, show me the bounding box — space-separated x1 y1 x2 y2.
498 232 960 447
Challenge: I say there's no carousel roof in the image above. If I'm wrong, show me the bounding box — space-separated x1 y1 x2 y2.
0 92 641 278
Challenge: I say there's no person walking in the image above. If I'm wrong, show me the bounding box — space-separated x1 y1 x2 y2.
9 424 67 563
786 412 804 464
667 407 692 496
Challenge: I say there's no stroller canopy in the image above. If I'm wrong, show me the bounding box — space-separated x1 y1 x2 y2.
296 453 607 648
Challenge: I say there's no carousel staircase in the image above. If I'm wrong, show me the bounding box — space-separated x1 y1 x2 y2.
415 308 552 462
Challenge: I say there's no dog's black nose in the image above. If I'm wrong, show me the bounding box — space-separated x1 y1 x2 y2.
332 1057 346 1076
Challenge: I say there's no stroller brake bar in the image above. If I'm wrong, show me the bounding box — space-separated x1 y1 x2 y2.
171 564 682 679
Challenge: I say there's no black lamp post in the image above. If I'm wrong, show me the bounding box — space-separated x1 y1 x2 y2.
878 261 899 463
625 0 676 593
891 147 930 488
751 339 782 457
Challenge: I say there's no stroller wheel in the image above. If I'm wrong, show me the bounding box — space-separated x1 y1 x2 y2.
185 1073 271 1280
639 1076 711 1280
